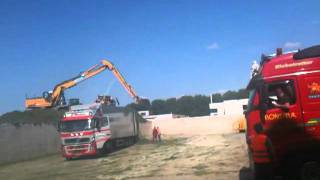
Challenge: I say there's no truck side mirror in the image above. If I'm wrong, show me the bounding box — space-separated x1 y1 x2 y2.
259 102 268 112
95 120 101 132
57 122 61 132
243 110 247 115
258 84 269 111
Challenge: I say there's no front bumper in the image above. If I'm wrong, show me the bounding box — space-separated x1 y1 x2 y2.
62 142 97 158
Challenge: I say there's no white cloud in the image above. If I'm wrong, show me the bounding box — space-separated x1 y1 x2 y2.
207 42 219 50
284 42 301 49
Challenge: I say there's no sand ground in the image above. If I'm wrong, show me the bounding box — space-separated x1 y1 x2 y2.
0 133 252 180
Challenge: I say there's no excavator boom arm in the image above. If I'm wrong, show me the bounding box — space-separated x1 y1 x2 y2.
50 63 108 105
101 60 140 103
25 59 142 109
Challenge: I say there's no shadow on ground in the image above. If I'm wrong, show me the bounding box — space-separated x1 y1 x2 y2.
66 142 135 161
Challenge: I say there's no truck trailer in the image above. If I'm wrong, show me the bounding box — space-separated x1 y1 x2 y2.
58 103 139 160
246 45 320 179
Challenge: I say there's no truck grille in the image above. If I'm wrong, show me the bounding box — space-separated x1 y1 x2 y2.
64 138 90 144
65 144 91 155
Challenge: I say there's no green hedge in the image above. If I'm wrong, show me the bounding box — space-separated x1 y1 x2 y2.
0 109 64 127
0 107 146 127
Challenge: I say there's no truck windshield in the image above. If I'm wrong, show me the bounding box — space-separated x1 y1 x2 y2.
60 119 95 132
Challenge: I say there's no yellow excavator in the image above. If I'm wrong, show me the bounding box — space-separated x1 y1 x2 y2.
25 60 146 109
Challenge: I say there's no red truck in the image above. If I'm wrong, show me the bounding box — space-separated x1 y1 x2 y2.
58 103 139 160
246 45 320 179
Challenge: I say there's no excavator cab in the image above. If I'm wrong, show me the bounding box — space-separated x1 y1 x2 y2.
95 95 119 106
43 91 66 106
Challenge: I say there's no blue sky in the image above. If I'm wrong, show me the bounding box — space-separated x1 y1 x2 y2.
0 0 319 114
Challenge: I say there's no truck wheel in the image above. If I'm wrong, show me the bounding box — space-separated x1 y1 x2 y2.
65 157 72 161
300 161 320 180
134 136 139 143
102 142 113 154
128 137 134 146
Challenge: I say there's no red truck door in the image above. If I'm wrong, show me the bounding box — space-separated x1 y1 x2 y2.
262 78 304 143
298 73 320 137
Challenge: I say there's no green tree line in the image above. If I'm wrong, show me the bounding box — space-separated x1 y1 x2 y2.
127 88 249 117
0 109 64 126
0 88 248 125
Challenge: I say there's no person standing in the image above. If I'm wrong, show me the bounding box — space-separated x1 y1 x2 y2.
152 126 158 142
157 126 161 142
251 123 274 180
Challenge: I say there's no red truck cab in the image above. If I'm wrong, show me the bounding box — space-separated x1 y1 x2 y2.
59 102 139 160
246 45 320 179
59 103 111 160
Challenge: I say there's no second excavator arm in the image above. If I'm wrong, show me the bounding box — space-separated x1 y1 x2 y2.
101 60 141 103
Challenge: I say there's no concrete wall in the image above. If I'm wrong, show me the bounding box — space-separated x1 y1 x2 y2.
0 124 60 165
151 115 245 135
0 122 152 164
0 116 243 164
1 115 236 164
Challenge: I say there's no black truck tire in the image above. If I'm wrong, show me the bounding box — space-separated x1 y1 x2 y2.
102 141 113 154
